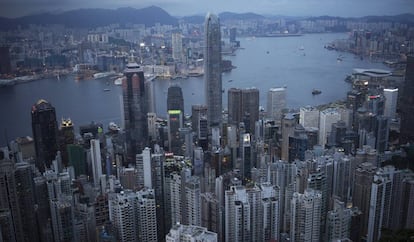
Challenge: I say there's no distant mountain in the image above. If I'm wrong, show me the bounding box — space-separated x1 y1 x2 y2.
306 13 414 24
0 6 178 30
181 15 205 24
219 12 265 21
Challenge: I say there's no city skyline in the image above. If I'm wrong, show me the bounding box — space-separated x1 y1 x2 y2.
1 0 414 18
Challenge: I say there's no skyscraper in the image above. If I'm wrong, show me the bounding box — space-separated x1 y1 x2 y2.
204 13 222 128
31 99 58 172
228 88 259 134
290 189 322 242
123 60 148 162
400 56 414 142
172 32 184 63
267 87 286 123
167 85 184 115
383 88 398 119
319 108 341 147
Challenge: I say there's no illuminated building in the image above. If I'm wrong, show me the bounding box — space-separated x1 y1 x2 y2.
31 99 58 172
168 110 183 155
204 13 222 128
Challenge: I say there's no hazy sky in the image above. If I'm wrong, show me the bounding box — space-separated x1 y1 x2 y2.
1 0 413 18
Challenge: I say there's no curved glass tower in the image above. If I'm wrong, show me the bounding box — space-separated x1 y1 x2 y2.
204 13 222 128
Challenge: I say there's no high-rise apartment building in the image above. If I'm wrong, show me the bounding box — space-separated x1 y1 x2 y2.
290 189 322 242
267 87 286 123
204 13 222 128
172 32 183 62
123 60 148 162
31 99 58 172
326 199 352 241
166 224 217 242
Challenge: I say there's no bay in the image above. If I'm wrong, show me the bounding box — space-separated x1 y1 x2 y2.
0 33 387 146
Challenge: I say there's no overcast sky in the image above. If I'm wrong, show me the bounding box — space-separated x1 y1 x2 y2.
1 0 413 18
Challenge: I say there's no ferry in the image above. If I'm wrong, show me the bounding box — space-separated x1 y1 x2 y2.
312 89 322 95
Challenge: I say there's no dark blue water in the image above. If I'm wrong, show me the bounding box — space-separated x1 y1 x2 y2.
0 33 387 146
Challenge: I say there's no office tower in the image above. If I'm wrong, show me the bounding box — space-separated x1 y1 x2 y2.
31 99 58 172
198 115 209 150
290 189 322 242
332 155 352 203
123 60 148 162
347 90 365 130
201 193 222 241
204 13 222 128
299 106 320 129
167 85 184 115
191 105 207 132
383 88 398 119
193 147 204 176
400 56 414 142
288 125 308 162
167 110 183 154
172 32 183 62
50 199 74 242
68 144 86 177
90 139 102 187
375 115 389 153
0 159 24 242
119 167 139 190
225 186 251 242
319 108 341 147
281 113 296 161
33 176 53 241
15 162 40 242
58 118 75 167
166 224 218 242
147 113 158 142
326 199 352 241
352 162 377 239
366 94 385 116
241 133 253 182
267 87 286 123
328 120 347 148
228 88 259 133
0 46 11 74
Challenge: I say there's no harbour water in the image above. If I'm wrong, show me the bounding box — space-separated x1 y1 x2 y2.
0 33 388 146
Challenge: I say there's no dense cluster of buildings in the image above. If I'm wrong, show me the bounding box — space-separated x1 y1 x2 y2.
1 11 414 242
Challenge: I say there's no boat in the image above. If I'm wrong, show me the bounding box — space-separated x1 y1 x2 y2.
299 46 305 51
114 77 124 85
103 88 110 92
228 80 233 83
312 89 322 95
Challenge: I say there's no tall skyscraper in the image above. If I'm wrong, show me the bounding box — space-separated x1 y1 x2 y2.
123 60 148 162
281 113 296 161
400 56 414 142
204 13 222 128
267 87 286 123
31 99 58 172
167 85 184 115
228 88 259 134
90 139 102 188
299 106 320 129
383 88 398 119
